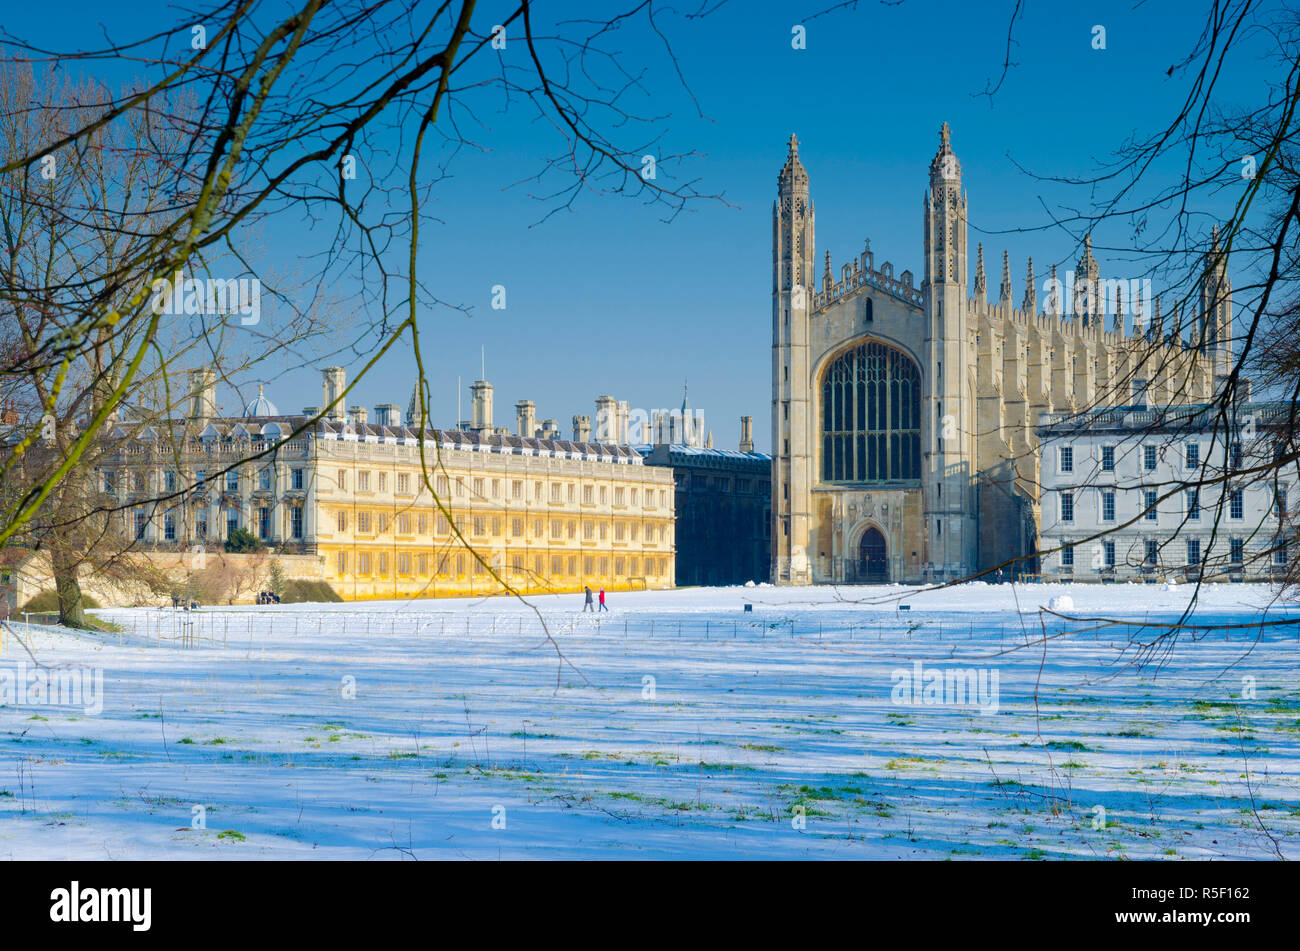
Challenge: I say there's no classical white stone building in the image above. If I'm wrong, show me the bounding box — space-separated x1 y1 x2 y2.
1037 402 1295 581
771 125 1233 585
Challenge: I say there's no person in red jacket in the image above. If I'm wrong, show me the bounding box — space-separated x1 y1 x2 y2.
598 587 608 611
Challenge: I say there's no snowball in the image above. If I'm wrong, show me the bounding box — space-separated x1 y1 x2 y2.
1047 595 1074 612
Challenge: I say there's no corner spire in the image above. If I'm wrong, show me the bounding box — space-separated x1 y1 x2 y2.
1078 232 1098 277
974 243 987 300
929 121 961 184
778 132 809 194
1022 257 1037 313
406 380 423 428
999 250 1012 303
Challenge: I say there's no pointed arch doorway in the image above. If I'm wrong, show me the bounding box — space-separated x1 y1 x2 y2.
857 526 888 584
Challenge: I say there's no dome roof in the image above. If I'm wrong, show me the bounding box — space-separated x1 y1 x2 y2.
243 384 279 418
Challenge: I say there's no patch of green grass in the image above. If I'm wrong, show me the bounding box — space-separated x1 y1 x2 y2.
650 798 716 812
1045 740 1092 752
740 743 783 753
697 762 756 773
1191 700 1238 713
884 757 927 771
216 830 245 842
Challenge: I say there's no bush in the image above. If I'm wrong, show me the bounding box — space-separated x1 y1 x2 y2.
280 579 343 604
19 589 101 614
224 527 264 553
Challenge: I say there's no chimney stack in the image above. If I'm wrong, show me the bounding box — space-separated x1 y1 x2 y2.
739 415 754 452
322 366 346 421
616 400 630 443
373 404 401 428
347 406 368 427
189 368 217 420
572 414 591 442
594 395 617 442
471 380 494 433
516 399 537 438
538 418 559 439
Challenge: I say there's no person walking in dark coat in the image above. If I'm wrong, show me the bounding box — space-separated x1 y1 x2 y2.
598 587 608 612
583 586 594 612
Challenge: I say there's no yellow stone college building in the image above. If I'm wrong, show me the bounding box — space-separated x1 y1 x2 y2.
102 368 675 599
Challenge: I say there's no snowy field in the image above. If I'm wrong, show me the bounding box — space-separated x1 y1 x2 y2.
2 582 1298 859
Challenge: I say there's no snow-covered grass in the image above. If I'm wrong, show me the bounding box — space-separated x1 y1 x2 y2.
2 582 1298 859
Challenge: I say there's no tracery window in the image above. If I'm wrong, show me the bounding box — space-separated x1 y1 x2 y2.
820 340 922 482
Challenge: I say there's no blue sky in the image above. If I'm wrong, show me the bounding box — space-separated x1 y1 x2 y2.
3 1 1266 449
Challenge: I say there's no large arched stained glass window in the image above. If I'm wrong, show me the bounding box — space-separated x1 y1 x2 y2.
821 340 922 483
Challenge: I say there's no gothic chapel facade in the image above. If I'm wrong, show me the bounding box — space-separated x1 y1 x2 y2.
771 125 1231 585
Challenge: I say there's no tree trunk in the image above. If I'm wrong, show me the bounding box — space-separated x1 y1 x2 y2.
52 548 89 629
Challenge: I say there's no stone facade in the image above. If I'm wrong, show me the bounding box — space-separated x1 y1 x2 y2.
99 370 676 600
1038 401 1294 582
642 439 771 587
771 125 1232 585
